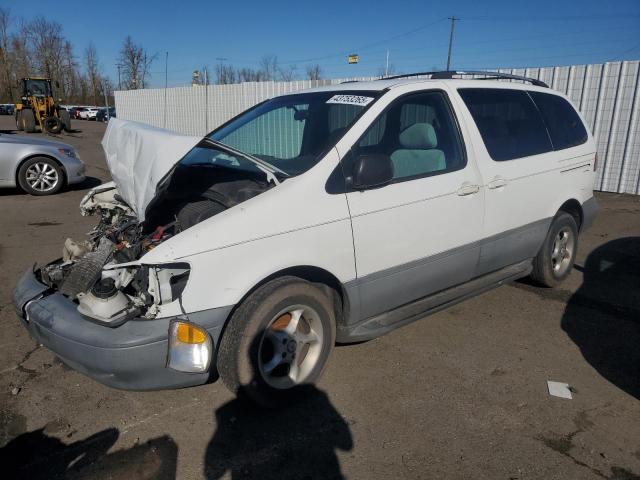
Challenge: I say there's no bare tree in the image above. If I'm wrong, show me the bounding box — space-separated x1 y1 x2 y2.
22 17 65 81
306 64 322 80
215 63 237 84
0 7 15 100
259 55 279 81
84 43 101 105
279 64 297 82
118 36 156 89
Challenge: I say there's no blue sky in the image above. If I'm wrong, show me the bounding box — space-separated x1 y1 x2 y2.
4 0 640 87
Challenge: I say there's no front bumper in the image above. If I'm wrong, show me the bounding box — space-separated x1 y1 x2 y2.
61 158 86 185
12 268 232 391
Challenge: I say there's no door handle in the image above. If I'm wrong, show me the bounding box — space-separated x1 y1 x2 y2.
457 183 480 196
487 176 508 190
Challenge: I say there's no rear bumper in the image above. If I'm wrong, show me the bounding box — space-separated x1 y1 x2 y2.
581 196 598 232
12 268 232 391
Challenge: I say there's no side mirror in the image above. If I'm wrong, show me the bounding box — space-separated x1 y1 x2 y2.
351 154 393 190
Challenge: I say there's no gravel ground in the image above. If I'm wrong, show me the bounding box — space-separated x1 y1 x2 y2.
0 116 639 480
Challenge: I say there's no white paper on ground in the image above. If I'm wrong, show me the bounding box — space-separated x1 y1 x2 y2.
547 381 573 399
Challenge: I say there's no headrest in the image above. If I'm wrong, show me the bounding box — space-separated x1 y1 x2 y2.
398 123 438 149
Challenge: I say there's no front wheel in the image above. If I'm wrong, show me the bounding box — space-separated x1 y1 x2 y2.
17 157 64 195
217 277 336 407
530 212 579 287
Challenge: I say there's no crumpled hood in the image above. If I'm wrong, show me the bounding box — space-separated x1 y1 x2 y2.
101 118 201 221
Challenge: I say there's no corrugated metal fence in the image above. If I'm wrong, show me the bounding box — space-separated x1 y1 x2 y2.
115 61 640 194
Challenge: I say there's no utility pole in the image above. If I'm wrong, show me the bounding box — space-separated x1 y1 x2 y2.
116 64 122 90
385 50 389 77
163 51 168 129
446 16 459 71
204 67 209 133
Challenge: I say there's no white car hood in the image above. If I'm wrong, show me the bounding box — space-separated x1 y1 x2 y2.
101 118 201 221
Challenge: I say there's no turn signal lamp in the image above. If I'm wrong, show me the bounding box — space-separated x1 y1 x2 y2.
167 320 212 373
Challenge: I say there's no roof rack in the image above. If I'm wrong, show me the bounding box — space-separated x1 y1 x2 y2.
380 70 549 88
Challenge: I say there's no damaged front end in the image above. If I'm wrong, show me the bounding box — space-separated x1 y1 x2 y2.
38 183 191 326
37 132 277 327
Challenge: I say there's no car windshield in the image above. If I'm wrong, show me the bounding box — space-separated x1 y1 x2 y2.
208 90 381 176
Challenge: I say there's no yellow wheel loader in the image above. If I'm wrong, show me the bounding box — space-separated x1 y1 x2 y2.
15 77 71 134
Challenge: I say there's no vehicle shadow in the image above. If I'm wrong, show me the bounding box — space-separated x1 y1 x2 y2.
561 237 640 400
67 176 103 191
0 427 178 479
204 385 353 479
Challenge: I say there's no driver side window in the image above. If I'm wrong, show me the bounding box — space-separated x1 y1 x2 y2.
350 91 466 182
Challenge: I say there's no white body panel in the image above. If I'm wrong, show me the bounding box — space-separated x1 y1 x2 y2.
142 148 356 315
445 83 597 240
333 83 484 277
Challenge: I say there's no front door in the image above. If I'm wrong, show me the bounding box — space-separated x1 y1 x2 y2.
343 89 484 320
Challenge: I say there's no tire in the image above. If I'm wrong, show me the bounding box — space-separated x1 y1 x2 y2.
43 116 63 134
217 276 336 407
17 157 64 195
15 111 23 131
530 212 579 287
21 109 36 133
60 110 72 132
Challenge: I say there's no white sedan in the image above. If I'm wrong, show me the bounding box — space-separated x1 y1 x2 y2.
79 107 99 120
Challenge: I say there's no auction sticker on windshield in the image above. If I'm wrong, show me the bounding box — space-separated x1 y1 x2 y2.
326 95 374 106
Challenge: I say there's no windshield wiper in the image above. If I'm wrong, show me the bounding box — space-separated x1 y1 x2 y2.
203 138 290 180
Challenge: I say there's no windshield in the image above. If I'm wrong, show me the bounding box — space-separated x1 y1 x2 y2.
209 90 380 176
178 140 267 177
25 79 51 97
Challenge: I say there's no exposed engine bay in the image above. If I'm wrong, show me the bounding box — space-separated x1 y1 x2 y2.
38 164 273 327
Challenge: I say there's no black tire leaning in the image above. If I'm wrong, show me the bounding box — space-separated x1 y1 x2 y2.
60 110 72 132
217 276 336 407
43 116 63 134
530 212 579 287
21 109 36 133
17 157 64 196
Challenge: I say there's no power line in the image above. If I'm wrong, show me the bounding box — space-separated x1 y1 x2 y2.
463 13 640 22
278 17 447 64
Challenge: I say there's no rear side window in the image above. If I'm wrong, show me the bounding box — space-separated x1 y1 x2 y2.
458 88 552 161
528 91 588 150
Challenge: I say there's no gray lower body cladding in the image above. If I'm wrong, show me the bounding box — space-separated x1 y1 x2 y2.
13 268 232 391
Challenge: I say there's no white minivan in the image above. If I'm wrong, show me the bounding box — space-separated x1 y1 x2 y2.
14 72 597 406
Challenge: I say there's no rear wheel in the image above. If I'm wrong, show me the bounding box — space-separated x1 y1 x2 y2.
18 157 64 195
530 212 578 287
217 277 336 407
60 110 72 132
21 109 36 133
15 111 23 131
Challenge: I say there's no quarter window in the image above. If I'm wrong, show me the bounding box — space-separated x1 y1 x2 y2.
458 88 552 161
528 91 588 150
349 91 465 181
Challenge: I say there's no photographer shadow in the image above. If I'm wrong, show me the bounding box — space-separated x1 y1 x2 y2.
204 385 352 479
0 426 178 480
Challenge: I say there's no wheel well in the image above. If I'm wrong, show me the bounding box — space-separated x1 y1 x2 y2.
15 154 67 187
558 199 583 230
231 266 349 327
